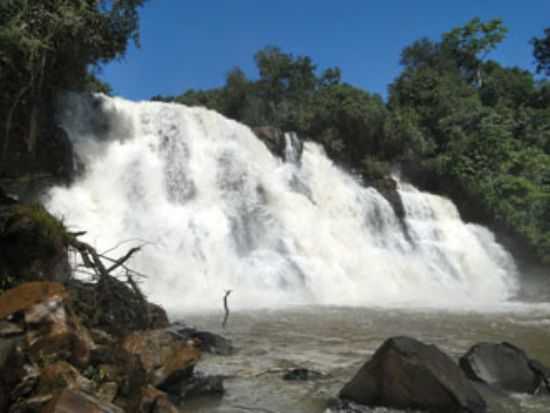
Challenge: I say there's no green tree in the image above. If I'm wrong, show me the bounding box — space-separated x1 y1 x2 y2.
532 28 550 76
0 0 147 161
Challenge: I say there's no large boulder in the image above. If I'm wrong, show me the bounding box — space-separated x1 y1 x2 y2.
460 342 547 394
340 336 486 413
121 329 201 389
0 282 95 368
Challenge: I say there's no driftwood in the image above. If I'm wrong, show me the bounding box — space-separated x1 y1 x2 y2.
222 290 232 329
67 234 158 334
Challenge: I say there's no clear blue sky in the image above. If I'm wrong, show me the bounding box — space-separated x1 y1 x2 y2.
100 1 549 101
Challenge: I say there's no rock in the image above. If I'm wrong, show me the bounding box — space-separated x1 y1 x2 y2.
527 359 550 393
167 322 234 355
11 363 40 400
24 295 95 367
121 329 201 389
68 279 169 337
43 388 124 413
38 361 96 394
97 382 119 404
0 321 24 337
470 381 521 413
459 342 541 394
340 336 486 413
0 282 67 320
252 126 303 163
283 368 323 381
0 336 22 369
138 386 179 413
167 373 224 400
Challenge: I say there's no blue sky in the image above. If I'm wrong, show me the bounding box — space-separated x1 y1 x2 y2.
100 1 549 101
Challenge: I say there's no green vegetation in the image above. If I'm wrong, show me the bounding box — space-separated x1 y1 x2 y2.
12 203 71 246
157 19 550 265
0 0 146 162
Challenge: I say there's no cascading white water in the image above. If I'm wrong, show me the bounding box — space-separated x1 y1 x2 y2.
47 95 518 314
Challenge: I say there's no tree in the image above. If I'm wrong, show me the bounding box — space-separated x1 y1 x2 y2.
442 17 508 86
532 28 550 76
0 0 147 161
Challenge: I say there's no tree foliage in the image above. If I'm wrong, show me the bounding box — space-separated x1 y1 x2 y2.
532 28 550 76
0 0 146 160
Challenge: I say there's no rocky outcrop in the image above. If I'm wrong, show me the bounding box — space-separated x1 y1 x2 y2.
460 342 550 394
0 282 227 412
340 336 486 413
121 329 201 389
252 126 303 163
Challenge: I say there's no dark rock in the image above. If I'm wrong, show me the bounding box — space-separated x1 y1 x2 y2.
340 336 486 413
283 368 323 381
0 204 71 284
43 388 124 413
69 279 169 337
252 126 303 163
138 386 179 413
166 373 224 400
8 394 53 413
528 359 550 394
167 322 234 355
470 381 521 413
459 342 540 394
0 321 24 337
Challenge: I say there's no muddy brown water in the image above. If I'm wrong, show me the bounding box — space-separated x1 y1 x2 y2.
174 303 550 413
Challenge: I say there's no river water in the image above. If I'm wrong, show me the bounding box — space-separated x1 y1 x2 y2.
180 304 550 413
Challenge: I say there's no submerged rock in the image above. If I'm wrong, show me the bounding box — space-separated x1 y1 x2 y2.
167 322 234 355
340 336 486 413
283 368 323 381
460 342 549 394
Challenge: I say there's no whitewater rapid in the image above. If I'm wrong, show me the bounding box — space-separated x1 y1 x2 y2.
47 95 518 313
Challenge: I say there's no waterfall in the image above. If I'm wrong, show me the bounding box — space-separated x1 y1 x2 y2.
47 95 518 313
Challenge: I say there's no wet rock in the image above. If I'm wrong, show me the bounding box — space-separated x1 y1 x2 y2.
165 373 224 400
528 359 550 393
43 388 124 413
38 361 95 394
460 342 541 394
252 126 303 163
470 381 521 413
167 322 234 355
340 336 486 413
121 329 201 389
283 368 323 381
138 386 179 413
0 321 24 337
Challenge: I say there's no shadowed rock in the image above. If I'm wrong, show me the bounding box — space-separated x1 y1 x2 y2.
340 336 486 413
